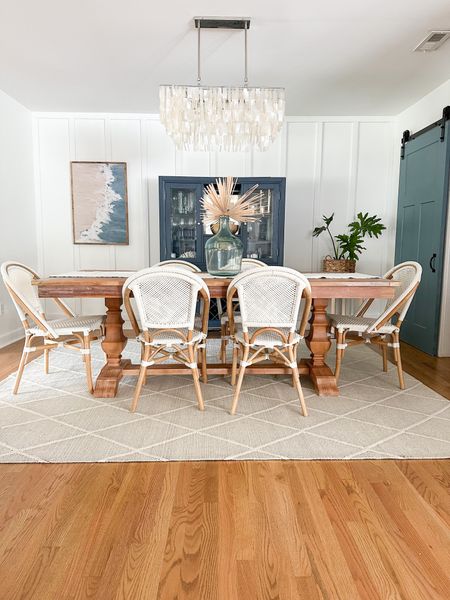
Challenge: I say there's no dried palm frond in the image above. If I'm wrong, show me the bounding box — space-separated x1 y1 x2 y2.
201 176 261 225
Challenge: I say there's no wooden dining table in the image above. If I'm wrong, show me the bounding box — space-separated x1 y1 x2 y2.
36 273 399 398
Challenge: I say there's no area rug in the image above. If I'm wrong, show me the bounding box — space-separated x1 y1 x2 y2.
0 339 449 462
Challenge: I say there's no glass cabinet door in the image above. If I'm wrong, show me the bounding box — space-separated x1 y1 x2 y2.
166 184 202 261
243 184 279 263
160 177 285 269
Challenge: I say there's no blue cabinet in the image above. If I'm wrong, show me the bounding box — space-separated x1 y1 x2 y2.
159 177 286 269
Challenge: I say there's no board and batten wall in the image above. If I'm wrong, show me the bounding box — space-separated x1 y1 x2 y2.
32 113 397 317
0 90 37 346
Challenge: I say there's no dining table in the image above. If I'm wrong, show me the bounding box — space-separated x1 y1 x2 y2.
35 271 399 398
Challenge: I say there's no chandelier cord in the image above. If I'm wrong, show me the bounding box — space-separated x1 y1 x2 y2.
244 21 248 87
197 24 201 85
196 20 248 87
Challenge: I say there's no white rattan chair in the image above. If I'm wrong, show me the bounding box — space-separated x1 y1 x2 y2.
227 267 312 416
328 261 422 389
123 267 210 412
240 258 267 271
1 261 105 394
152 260 201 272
219 258 267 362
152 260 206 371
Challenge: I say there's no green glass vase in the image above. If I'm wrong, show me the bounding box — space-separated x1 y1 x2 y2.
205 216 243 276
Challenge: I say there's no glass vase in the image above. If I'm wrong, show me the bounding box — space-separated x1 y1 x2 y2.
205 216 243 276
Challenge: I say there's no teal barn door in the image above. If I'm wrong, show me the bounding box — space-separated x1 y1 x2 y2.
395 111 450 355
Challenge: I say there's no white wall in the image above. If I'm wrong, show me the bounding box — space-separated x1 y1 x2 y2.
1 83 447 352
397 78 450 134
0 90 37 346
32 113 397 318
396 78 450 357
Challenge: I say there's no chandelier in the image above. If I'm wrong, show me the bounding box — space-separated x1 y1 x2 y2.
159 17 285 152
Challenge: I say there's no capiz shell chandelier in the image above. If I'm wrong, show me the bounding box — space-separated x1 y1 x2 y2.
159 17 285 152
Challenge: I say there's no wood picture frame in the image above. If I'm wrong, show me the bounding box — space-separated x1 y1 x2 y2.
71 161 129 245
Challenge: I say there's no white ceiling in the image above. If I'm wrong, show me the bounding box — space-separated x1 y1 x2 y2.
0 0 449 115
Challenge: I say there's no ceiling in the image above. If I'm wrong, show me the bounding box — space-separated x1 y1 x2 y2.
0 0 449 115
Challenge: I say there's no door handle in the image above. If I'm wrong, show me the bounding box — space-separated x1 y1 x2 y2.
429 253 437 273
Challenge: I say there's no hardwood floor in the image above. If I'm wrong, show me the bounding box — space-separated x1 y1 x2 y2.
0 460 448 599
0 337 41 381
400 342 450 400
0 338 449 599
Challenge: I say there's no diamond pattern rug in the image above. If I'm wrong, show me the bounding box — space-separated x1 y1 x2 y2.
0 339 449 462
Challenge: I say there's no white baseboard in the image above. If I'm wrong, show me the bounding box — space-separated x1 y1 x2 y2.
0 327 24 349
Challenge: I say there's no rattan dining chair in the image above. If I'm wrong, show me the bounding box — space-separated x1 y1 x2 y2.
123 267 210 412
1 261 105 394
240 258 267 270
227 267 312 415
152 260 201 272
328 261 422 389
219 258 267 362
152 259 207 379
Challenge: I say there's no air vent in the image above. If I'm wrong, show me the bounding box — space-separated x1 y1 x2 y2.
413 31 450 52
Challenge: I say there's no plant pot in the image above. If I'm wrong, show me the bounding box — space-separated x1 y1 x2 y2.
322 256 356 273
205 216 243 276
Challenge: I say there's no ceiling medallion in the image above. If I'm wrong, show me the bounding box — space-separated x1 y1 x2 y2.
159 17 285 152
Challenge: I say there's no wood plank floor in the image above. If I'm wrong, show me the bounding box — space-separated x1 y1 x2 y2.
0 460 448 599
400 342 450 400
0 338 449 599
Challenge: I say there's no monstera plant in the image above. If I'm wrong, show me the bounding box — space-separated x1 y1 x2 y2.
312 212 386 272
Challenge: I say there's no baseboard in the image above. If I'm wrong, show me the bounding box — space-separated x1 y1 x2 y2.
0 327 24 349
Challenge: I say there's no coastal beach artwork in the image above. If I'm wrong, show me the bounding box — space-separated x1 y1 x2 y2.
71 162 129 244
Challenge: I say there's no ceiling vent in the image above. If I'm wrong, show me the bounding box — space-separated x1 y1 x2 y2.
413 31 450 52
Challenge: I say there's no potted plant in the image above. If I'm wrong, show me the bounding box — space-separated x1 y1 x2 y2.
312 212 386 273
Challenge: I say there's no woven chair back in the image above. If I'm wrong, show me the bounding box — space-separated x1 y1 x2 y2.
240 258 267 271
123 268 209 331
232 267 311 331
152 260 201 272
1 261 43 322
369 261 422 331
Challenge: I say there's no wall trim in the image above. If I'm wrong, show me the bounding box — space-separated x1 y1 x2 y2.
33 111 396 124
32 112 398 320
0 327 24 349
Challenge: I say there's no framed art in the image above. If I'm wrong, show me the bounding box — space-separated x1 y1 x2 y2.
71 161 129 244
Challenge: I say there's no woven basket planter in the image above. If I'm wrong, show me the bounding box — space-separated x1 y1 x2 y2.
322 256 356 273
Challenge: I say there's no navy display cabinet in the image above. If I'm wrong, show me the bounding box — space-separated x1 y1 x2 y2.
158 176 286 270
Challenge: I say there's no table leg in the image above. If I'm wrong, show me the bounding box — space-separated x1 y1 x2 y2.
94 297 130 398
304 297 339 396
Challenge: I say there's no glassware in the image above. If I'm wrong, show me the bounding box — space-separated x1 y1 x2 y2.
245 188 274 259
171 188 197 258
205 216 243 277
